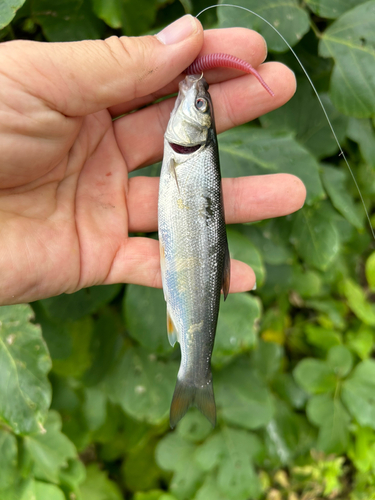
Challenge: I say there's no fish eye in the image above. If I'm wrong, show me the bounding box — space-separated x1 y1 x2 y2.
195 98 208 112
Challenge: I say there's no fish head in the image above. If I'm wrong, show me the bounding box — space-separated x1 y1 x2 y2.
165 75 213 152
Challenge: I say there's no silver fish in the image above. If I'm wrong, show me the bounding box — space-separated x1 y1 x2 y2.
158 74 230 428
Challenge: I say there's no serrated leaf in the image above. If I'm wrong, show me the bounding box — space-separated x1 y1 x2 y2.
321 165 363 229
260 81 348 159
213 293 261 367
319 1 375 118
103 347 177 424
217 0 310 53
227 228 265 285
0 305 51 435
342 278 375 325
216 358 274 429
80 463 123 500
306 394 350 454
293 359 336 394
291 204 340 270
32 0 105 41
305 0 366 19
124 285 172 354
219 128 324 205
342 359 375 429
39 284 121 322
0 0 26 29
0 428 18 490
24 410 77 483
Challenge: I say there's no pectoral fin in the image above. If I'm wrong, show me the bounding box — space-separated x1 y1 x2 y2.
222 239 230 301
169 158 180 193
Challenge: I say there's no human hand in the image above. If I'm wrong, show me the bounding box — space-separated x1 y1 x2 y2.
0 15 305 305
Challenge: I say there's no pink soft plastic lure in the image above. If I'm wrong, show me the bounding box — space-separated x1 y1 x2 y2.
185 53 274 97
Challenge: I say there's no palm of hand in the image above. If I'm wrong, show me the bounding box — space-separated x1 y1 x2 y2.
0 108 131 302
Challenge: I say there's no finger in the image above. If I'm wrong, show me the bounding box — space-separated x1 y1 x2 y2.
1 16 203 117
115 62 295 172
108 27 268 118
105 236 256 292
127 173 306 233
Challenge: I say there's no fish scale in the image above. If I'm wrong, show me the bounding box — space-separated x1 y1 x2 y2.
158 75 230 428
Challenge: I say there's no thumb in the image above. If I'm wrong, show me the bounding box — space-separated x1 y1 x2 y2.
4 15 203 117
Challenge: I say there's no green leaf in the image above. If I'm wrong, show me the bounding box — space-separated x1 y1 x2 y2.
80 463 123 500
265 401 315 465
32 0 105 41
31 482 65 500
103 347 177 424
39 284 121 322
347 118 375 168
92 0 122 28
327 345 353 377
219 128 324 205
260 81 348 159
366 251 375 290
346 326 374 359
306 394 350 454
319 1 375 118
272 374 308 410
305 324 342 352
134 492 178 500
0 0 26 29
195 473 231 500
213 293 261 367
0 428 18 490
217 0 310 53
51 316 94 378
177 409 213 443
342 278 375 325
250 340 283 381
194 433 226 472
24 410 77 483
291 204 340 270
243 221 294 266
124 285 172 354
156 434 204 499
321 165 363 229
0 305 51 435
122 438 162 492
342 360 375 429
293 359 336 394
227 228 265 285
217 427 262 500
305 0 367 19
83 387 107 432
216 358 274 429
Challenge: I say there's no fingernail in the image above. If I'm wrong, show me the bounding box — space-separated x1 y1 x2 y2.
156 15 198 45
252 281 257 291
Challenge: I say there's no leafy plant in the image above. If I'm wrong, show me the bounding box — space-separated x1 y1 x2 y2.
1 0 375 498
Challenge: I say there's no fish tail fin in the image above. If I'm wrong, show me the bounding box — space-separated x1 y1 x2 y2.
170 377 216 429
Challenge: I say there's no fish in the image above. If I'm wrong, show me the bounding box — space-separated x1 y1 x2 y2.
158 74 230 428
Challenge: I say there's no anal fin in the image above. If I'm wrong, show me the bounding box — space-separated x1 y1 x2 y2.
167 308 179 347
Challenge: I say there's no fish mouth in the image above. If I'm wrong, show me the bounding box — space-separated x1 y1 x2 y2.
169 143 201 155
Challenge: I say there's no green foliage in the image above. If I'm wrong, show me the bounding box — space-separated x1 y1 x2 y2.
1 0 375 498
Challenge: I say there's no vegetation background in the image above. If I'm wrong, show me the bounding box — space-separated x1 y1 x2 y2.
1 0 375 498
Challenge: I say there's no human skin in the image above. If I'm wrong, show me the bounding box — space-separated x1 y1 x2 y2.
0 15 305 305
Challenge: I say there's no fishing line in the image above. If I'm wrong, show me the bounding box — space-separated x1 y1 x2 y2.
196 4 375 241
